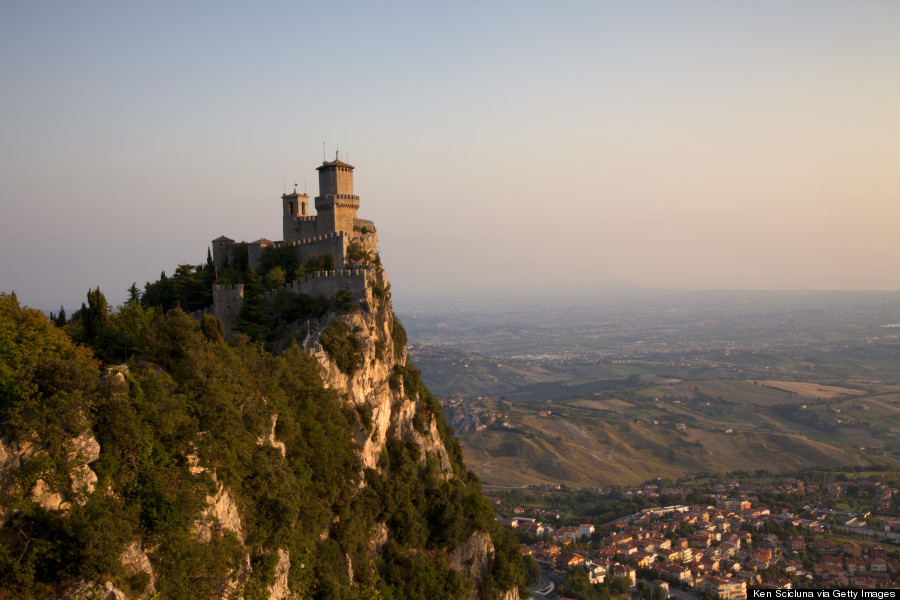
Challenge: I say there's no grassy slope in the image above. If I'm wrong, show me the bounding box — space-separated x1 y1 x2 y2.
460 379 899 488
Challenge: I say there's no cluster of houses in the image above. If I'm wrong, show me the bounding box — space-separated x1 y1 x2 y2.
804 540 898 588
440 397 510 433
506 498 899 598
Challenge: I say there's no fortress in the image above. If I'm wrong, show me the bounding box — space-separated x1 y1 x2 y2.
208 154 377 332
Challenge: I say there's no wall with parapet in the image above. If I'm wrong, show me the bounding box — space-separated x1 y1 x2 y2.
284 215 319 241
262 269 369 304
210 268 370 337
246 232 349 271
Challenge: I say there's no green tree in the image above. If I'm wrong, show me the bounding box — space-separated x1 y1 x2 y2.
264 266 286 290
127 282 141 305
80 287 109 339
173 264 199 310
233 267 270 341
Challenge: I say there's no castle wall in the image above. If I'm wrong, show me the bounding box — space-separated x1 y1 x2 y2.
284 215 319 241
211 268 370 336
276 232 348 268
262 269 369 305
213 284 244 336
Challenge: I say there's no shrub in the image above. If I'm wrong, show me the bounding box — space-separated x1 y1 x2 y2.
331 289 357 313
319 320 363 375
390 314 407 360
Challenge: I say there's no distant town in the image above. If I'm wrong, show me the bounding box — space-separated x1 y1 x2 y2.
488 474 899 597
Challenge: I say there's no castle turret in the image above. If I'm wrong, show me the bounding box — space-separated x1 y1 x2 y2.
211 235 235 271
282 188 309 240
315 152 359 235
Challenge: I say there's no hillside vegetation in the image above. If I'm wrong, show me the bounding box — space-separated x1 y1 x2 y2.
0 290 523 599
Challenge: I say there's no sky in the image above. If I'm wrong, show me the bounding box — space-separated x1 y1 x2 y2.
1 1 899 313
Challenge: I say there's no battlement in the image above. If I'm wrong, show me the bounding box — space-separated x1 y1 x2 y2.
316 194 359 201
261 268 369 303
208 268 371 336
295 231 347 246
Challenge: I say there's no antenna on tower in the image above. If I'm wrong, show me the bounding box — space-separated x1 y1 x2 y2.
322 141 326 161
283 177 286 194
304 178 307 194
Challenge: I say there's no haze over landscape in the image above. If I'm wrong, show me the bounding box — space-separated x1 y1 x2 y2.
2 1 899 314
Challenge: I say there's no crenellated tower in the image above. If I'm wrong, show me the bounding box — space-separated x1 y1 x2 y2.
315 152 359 236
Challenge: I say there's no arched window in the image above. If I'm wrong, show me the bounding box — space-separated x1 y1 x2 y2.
289 201 293 214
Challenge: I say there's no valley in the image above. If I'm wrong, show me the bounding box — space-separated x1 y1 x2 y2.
400 290 900 488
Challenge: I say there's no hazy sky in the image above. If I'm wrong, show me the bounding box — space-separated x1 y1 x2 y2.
2 1 898 313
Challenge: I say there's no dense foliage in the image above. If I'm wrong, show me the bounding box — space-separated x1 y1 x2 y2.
319 320 363 375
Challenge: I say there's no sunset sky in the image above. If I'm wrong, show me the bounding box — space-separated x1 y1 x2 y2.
2 1 898 312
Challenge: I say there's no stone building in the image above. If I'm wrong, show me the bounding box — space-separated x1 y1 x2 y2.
211 153 375 273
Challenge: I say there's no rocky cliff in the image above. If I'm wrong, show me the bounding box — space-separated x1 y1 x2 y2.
0 245 522 599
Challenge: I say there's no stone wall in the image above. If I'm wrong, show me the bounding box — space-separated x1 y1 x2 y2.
213 284 244 336
284 215 319 241
210 268 370 336
261 269 369 305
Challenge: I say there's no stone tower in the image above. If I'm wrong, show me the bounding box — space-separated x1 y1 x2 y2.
315 152 359 235
211 235 235 271
281 188 309 241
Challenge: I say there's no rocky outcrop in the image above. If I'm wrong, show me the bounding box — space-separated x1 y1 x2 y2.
497 588 521 600
257 413 286 458
68 430 100 504
368 521 389 554
448 531 495 599
120 541 156 596
65 580 128 600
195 481 245 543
310 262 453 479
0 428 100 523
266 548 291 600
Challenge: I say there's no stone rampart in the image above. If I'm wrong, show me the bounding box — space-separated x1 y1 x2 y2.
211 268 370 337
262 268 369 304
288 232 348 267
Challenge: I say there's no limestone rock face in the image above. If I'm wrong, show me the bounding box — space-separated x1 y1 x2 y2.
266 548 291 600
120 541 156 596
310 263 453 478
257 413 286 458
64 580 129 600
0 428 100 522
68 430 101 504
196 481 245 543
498 588 521 600
448 530 495 599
